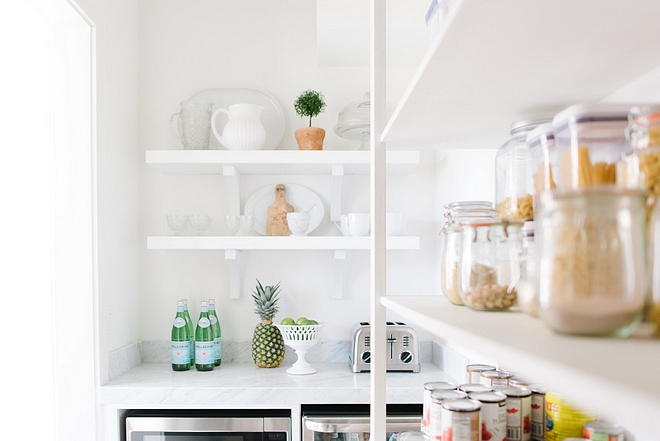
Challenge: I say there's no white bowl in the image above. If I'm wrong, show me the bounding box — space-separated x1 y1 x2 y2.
287 212 311 236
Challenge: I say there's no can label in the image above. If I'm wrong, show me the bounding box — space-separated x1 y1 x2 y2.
171 341 190 364
441 408 479 441
479 400 506 441
214 337 222 361
530 393 545 440
429 399 444 441
545 393 596 441
422 388 433 434
505 395 531 441
173 317 186 328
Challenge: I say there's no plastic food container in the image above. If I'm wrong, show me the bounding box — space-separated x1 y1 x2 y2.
582 421 626 440
536 188 646 337
440 202 496 306
458 220 523 311
552 103 631 190
496 118 550 220
526 122 557 194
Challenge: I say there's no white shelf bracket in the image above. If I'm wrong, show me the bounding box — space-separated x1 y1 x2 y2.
223 165 241 217
332 249 347 299
225 249 242 299
330 165 344 222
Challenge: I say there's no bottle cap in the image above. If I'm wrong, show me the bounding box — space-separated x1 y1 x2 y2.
181 298 188 304
201 300 208 306
177 301 183 306
209 299 215 304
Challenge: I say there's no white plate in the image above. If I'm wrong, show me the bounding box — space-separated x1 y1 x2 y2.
187 87 285 150
244 183 324 236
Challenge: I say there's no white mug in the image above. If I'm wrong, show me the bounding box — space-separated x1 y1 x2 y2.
386 212 404 236
347 213 370 237
335 215 351 236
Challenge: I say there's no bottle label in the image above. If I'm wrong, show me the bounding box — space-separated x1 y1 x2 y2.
173 317 186 328
198 317 210 328
210 315 218 325
196 341 215 365
171 341 190 364
214 338 221 360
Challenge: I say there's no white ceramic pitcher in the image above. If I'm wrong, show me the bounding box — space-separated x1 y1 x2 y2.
211 103 267 150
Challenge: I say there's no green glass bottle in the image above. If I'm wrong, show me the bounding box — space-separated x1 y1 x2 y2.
195 300 214 371
182 298 194 366
171 301 191 371
209 299 222 366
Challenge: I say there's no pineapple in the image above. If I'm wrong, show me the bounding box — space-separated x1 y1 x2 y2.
251 279 286 368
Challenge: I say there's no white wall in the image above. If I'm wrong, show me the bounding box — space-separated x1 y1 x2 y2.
73 0 141 386
138 0 441 342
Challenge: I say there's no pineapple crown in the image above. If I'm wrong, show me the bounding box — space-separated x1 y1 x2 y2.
252 279 281 321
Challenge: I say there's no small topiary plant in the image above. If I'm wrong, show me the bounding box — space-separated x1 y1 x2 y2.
294 90 326 127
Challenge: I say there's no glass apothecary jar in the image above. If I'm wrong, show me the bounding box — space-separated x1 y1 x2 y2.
552 103 631 190
457 220 522 311
526 123 557 195
440 202 496 306
536 188 646 337
516 221 539 317
496 118 550 220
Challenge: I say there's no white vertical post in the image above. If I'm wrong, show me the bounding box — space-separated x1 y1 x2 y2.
225 249 242 299
370 0 387 437
330 165 345 222
223 165 241 217
332 249 347 299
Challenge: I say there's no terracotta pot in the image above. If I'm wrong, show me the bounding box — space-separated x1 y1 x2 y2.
295 127 325 150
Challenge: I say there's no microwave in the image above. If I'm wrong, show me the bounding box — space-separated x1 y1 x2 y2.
125 409 291 441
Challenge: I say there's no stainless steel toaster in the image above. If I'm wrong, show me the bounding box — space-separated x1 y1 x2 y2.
349 321 421 373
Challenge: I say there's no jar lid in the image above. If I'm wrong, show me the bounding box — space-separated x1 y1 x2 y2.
468 391 507 403
441 398 481 412
444 201 493 210
501 387 532 398
431 389 467 403
583 421 626 436
424 381 457 391
481 370 513 379
465 363 496 372
461 219 524 229
510 117 553 136
525 122 555 149
508 376 531 387
459 384 494 393
333 92 394 140
397 431 428 441
552 103 634 134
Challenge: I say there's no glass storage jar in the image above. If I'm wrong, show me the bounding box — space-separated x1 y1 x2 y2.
496 118 550 220
536 188 646 337
457 220 523 311
526 123 557 195
552 103 631 191
516 221 539 317
440 202 496 305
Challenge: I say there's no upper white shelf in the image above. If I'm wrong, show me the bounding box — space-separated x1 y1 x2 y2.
382 0 660 149
146 150 420 175
381 295 660 439
148 235 420 250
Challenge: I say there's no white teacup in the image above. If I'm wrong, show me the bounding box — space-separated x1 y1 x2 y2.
347 213 370 237
386 212 404 236
287 212 311 236
335 215 351 237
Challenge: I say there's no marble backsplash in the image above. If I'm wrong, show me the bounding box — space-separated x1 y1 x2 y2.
109 340 435 380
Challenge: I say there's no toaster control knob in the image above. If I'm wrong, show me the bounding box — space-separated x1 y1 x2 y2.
400 351 413 364
361 351 371 364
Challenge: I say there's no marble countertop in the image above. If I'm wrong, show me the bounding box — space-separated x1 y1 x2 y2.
101 362 455 407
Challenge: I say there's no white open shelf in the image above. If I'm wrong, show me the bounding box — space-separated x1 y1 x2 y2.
147 235 419 250
146 149 420 175
381 295 660 439
382 0 660 149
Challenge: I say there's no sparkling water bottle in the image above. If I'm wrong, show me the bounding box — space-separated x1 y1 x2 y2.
195 301 214 371
209 299 222 366
171 301 191 371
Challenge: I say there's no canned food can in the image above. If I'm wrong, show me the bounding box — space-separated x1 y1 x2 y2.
481 370 513 389
545 392 596 441
466 364 496 383
422 382 458 434
429 389 467 441
502 387 532 441
529 385 545 441
441 398 481 441
469 391 507 441
583 421 626 441
508 376 531 388
458 383 493 394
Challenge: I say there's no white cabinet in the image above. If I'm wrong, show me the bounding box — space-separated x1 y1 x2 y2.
370 0 660 439
146 149 421 298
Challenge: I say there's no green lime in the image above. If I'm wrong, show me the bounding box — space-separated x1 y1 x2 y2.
300 319 317 326
280 317 295 325
295 317 308 325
